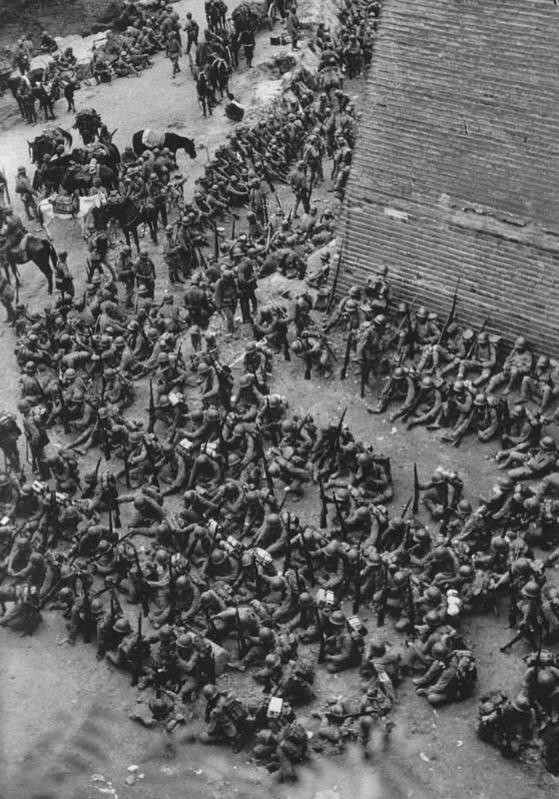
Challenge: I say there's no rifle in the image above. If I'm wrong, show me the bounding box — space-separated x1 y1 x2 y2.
360 361 368 399
412 463 420 515
257 437 275 495
300 532 315 585
101 420 111 461
340 331 353 380
142 436 160 488
168 561 176 624
328 406 348 472
132 549 150 615
376 561 389 627
406 574 416 635
352 547 362 615
283 512 292 571
82 458 102 499
315 606 326 663
131 613 144 687
147 379 155 434
317 478 328 529
508 566 518 628
59 386 70 434
235 603 247 659
81 583 95 643
332 493 349 541
122 440 131 489
326 249 343 314
213 223 219 261
437 277 460 346
303 350 312 380
465 316 490 360
207 354 232 411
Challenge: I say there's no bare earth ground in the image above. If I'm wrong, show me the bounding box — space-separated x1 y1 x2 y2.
0 3 558 798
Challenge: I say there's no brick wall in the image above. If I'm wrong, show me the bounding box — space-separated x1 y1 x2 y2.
339 0 559 354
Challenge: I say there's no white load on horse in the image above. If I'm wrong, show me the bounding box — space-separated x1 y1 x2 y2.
37 189 107 236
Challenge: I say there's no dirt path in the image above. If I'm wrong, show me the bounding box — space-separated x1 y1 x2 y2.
1 6 558 799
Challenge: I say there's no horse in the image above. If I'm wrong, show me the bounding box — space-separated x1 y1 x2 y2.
207 55 230 99
318 66 343 97
8 69 46 117
94 197 158 251
132 129 196 159
196 70 215 118
28 127 73 164
61 163 119 194
2 236 57 293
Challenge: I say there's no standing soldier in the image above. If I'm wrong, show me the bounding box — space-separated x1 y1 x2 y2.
14 166 38 221
134 250 157 299
163 225 184 285
116 245 136 309
166 30 183 77
184 12 200 54
214 269 239 336
0 274 15 324
54 251 75 301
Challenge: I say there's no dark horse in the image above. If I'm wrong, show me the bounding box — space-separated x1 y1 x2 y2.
3 236 57 294
131 130 196 158
94 197 158 251
28 127 73 164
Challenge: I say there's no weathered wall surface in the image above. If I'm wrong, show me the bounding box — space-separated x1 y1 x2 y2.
339 0 559 352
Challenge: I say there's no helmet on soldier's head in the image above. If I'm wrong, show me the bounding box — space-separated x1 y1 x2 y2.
540 436 556 451
113 617 132 634
373 314 386 326
325 541 340 557
202 684 219 700
474 393 487 407
348 285 360 298
513 557 531 574
90 598 105 616
514 336 527 350
356 506 370 520
368 639 386 657
416 306 428 319
393 571 408 586
390 516 406 533
477 331 488 344
425 586 442 604
159 624 174 641
270 576 284 591
259 627 274 642
206 407 220 421
431 641 449 659
421 376 434 390
425 610 441 626
299 592 312 605
537 355 550 368
490 536 509 553
24 361 36 373
330 610 346 627
176 633 194 651
511 694 531 713
458 564 473 579
521 581 540 599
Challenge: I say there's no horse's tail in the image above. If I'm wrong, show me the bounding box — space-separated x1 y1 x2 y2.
48 242 58 268
132 130 143 155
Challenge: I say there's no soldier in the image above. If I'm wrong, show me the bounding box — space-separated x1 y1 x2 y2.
487 336 533 395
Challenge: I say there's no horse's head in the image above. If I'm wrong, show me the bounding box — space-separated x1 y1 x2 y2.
184 138 196 160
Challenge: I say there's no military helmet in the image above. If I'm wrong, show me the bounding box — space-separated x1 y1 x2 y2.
113 617 132 634
329 610 346 627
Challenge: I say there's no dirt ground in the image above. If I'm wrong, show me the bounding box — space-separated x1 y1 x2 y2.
1 3 558 798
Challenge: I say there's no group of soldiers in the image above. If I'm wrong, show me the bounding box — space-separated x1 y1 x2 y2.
3 0 559 784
